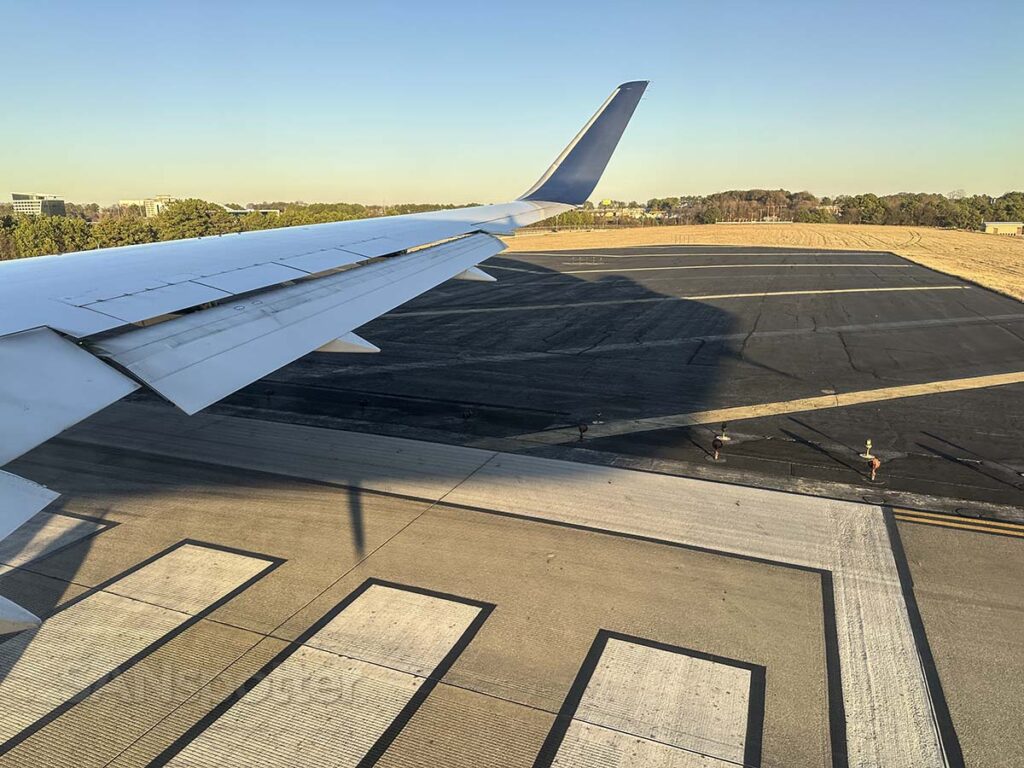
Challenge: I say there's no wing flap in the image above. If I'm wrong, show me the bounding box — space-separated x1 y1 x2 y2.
0 328 140 466
194 262 310 293
80 281 232 323
93 233 506 414
274 247 368 274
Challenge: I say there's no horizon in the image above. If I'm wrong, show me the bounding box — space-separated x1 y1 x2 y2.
8 188 1021 210
4 0 1022 204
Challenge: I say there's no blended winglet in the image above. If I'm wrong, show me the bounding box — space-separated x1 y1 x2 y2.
520 80 648 206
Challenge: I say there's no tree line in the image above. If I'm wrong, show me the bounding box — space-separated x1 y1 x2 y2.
0 199 476 260
2 190 1022 261
540 190 1024 230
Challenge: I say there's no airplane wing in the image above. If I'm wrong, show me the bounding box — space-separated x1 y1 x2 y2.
0 80 647 632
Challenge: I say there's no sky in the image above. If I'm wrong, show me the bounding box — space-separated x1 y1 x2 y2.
2 0 1021 205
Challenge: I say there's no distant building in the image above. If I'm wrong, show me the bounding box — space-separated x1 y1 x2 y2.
983 221 1022 236
11 193 65 216
117 195 177 218
218 205 281 217
594 205 657 221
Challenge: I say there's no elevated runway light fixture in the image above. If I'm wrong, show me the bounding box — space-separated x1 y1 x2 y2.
869 456 882 482
859 439 875 460
711 435 725 462
716 422 731 442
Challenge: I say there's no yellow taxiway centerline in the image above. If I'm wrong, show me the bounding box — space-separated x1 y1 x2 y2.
893 512 1024 538
894 508 1024 533
525 250 889 258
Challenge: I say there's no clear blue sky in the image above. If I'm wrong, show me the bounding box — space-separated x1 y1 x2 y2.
3 0 1021 204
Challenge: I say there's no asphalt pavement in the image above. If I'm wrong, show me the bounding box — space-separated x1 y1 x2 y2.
221 244 1024 510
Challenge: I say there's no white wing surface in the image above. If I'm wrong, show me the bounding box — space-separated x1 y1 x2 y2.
0 81 647 631
92 234 506 414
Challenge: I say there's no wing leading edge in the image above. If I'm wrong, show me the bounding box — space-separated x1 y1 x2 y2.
0 81 648 633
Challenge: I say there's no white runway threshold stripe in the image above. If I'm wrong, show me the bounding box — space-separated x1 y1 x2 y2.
540 632 765 768
153 580 493 768
0 541 281 755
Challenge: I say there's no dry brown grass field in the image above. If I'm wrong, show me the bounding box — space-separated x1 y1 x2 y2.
503 223 1024 302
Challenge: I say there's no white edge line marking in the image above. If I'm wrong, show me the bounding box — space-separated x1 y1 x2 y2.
386 286 968 318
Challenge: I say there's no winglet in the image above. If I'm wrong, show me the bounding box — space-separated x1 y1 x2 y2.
519 81 648 206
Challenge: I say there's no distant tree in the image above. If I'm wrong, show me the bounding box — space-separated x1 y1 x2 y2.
65 202 102 222
156 198 237 240
992 191 1024 222
552 210 595 227
647 197 680 212
93 216 159 248
116 203 145 218
237 212 278 232
0 214 18 260
697 205 721 224
794 207 837 224
248 201 296 211
837 193 885 225
13 215 94 257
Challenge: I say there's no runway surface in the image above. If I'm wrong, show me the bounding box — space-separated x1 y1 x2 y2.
222 245 1024 511
0 243 1021 767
